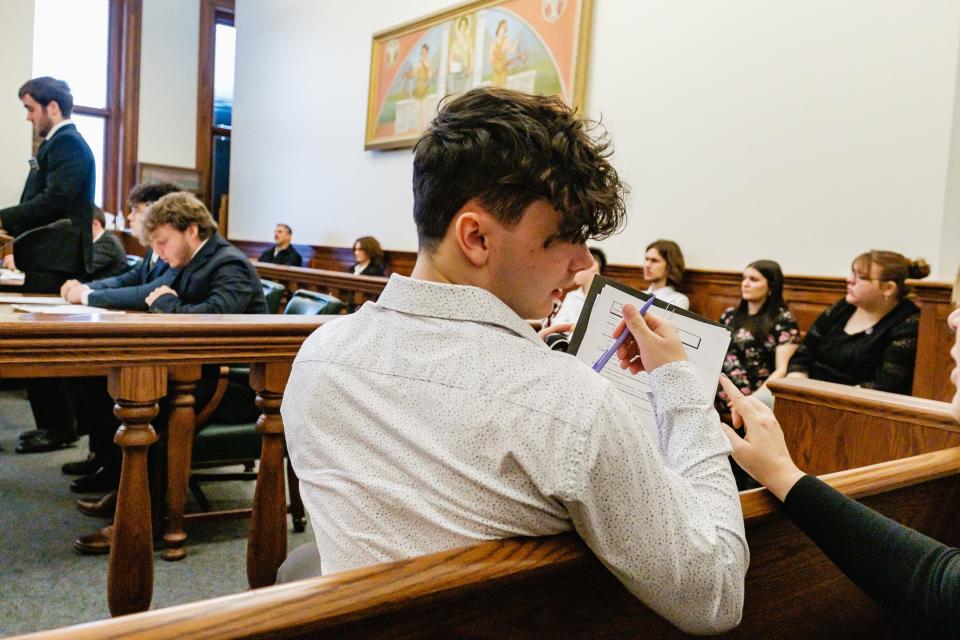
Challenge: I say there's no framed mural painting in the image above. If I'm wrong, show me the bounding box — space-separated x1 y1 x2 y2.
365 0 593 150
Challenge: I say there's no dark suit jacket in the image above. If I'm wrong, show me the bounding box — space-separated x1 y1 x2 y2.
87 248 176 310
88 232 129 281
149 233 267 314
258 245 303 267
0 123 95 280
350 262 385 277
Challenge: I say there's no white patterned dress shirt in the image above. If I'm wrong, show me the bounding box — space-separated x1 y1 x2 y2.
282 274 748 634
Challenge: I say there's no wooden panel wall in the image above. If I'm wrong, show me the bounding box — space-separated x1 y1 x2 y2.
222 239 957 402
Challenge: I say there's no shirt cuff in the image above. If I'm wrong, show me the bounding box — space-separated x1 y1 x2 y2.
80 286 92 306
647 360 705 415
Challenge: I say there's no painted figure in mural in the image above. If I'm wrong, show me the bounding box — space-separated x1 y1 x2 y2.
402 43 434 132
489 19 527 87
446 16 474 95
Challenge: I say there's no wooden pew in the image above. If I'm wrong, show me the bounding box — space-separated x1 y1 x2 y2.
235 239 955 401
252 261 389 311
0 311 332 616
769 377 960 475
13 446 960 639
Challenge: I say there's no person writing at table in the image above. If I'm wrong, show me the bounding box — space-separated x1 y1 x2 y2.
787 250 929 395
719 297 960 637
73 191 267 555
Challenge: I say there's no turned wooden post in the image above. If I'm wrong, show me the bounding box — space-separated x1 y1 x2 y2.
163 364 201 561
107 365 166 616
247 361 291 588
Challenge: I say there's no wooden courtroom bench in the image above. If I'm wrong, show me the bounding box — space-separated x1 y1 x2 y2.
12 445 960 639
238 242 955 402
769 377 960 475
252 260 389 311
0 311 334 616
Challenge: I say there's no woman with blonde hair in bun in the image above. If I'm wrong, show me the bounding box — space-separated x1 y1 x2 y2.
787 250 930 395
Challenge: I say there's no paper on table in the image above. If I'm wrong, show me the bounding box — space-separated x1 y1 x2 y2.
569 276 730 439
12 304 125 315
0 295 69 305
0 269 25 282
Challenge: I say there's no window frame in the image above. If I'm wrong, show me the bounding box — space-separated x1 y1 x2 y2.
41 0 141 214
197 0 235 216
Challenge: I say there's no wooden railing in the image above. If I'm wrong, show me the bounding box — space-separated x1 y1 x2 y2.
14 446 960 639
253 260 389 305
0 312 334 616
769 377 960 475
237 241 955 402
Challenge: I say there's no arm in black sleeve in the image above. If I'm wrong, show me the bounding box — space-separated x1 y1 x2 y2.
88 265 143 291
788 306 832 375
258 248 273 263
783 474 960 636
0 137 90 236
861 314 919 394
149 259 255 314
89 268 177 311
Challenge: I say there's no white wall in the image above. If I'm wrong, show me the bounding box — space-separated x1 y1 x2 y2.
138 0 199 167
0 1 35 207
231 0 960 279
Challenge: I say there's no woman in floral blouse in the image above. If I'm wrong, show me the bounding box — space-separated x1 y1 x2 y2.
717 260 800 410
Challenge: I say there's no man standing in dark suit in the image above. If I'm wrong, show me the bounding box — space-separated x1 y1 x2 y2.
0 76 94 294
1 77 95 453
258 223 303 267
87 207 127 281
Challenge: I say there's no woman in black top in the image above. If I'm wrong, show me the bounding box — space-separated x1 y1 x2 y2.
788 250 930 395
350 235 385 277
718 302 960 637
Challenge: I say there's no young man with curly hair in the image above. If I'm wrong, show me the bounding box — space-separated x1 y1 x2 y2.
282 88 747 634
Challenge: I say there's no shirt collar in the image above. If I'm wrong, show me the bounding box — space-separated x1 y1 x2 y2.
92 228 105 243
377 274 544 347
190 236 211 261
45 119 72 141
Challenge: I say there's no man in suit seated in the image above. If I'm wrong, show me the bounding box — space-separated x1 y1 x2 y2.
86 206 128 281
56 182 183 488
61 182 181 310
73 192 267 553
258 223 302 267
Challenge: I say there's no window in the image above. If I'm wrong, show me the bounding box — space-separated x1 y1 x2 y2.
31 0 141 216
198 0 235 221
33 0 111 206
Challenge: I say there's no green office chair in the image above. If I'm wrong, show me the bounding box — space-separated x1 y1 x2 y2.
283 289 345 315
261 279 286 314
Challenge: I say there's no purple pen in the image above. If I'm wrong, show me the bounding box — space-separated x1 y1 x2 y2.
592 295 657 372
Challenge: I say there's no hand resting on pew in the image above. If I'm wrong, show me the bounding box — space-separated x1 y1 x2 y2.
719 304 960 636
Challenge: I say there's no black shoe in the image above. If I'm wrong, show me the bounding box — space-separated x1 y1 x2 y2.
62 453 100 476
15 431 78 454
18 429 40 442
70 467 117 494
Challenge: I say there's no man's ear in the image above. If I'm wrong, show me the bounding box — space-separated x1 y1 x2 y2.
453 210 490 267
46 100 62 119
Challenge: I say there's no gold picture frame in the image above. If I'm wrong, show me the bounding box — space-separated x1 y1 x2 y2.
364 0 593 150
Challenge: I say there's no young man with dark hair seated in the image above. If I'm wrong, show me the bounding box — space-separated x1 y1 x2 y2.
86 206 128 281
62 181 181 310
258 223 302 267
281 88 747 634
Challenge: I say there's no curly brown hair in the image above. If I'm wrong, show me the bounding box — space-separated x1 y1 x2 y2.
412 87 628 252
353 235 384 266
139 192 218 243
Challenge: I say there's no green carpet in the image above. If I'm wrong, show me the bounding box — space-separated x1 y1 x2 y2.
0 389 314 637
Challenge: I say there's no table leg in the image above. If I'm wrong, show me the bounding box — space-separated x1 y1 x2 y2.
246 361 291 588
163 364 201 561
107 365 166 616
